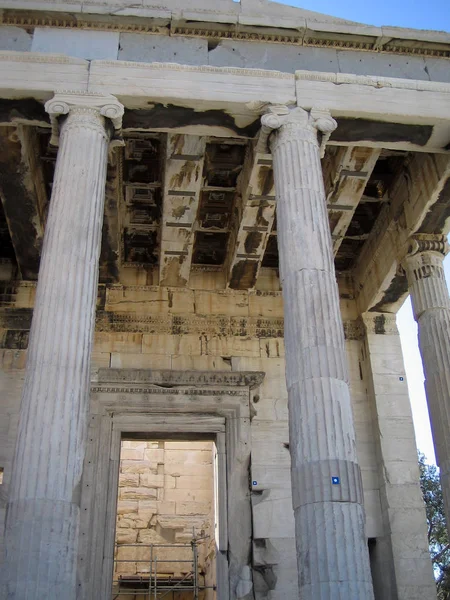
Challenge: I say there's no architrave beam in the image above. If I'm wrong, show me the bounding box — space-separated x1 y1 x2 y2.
0 55 449 151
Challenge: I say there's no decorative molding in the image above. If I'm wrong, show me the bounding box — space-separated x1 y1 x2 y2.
0 51 87 65
1 14 167 34
295 70 450 93
2 13 449 57
93 367 265 389
91 386 248 396
342 318 365 341
4 280 37 288
361 312 399 335
105 284 283 296
382 44 450 58
91 60 295 80
303 37 374 52
0 308 33 329
95 311 285 338
0 306 359 340
172 26 304 45
191 264 224 272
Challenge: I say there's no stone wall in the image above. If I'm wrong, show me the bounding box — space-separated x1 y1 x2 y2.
0 279 430 600
115 440 214 580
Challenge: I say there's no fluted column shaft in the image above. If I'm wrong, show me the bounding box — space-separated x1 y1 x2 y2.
403 236 450 536
4 93 123 599
263 106 374 599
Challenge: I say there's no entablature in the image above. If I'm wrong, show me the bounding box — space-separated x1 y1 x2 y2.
0 62 449 309
1 1 450 59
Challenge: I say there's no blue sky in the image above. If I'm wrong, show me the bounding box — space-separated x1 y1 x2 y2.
275 0 450 31
275 0 449 463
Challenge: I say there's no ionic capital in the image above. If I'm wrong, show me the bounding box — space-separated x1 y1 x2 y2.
406 234 449 259
401 234 450 318
259 105 337 156
402 234 449 280
45 91 124 145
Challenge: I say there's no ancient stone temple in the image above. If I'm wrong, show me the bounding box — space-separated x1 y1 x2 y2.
0 0 449 598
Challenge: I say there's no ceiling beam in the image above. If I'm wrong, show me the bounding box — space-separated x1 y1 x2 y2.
159 133 206 287
326 146 381 255
0 125 46 280
354 152 450 313
226 145 276 290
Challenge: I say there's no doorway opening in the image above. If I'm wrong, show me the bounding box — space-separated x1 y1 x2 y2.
112 436 217 600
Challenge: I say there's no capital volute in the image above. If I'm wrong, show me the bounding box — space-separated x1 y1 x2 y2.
405 234 449 259
259 105 337 156
401 234 449 284
45 91 124 146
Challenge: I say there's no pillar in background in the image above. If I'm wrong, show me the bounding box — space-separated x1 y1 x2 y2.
4 92 123 599
262 105 374 599
403 234 450 536
361 312 435 600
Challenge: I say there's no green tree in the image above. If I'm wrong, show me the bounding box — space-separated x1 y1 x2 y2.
419 451 450 599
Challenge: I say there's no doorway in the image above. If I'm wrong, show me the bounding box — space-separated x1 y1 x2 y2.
112 437 217 600
81 368 264 600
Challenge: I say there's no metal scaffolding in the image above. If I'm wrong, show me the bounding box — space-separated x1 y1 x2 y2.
112 538 215 600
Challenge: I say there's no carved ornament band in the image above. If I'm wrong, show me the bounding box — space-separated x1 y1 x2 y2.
361 312 398 336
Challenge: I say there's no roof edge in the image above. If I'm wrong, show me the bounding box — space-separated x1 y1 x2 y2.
0 5 449 58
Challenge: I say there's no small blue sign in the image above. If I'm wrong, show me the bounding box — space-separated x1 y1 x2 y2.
399 377 404 381
332 477 340 485
252 481 258 486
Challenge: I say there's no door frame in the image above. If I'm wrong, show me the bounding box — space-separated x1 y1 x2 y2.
78 368 264 600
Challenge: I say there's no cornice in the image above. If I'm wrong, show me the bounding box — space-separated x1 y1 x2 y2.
1 10 450 59
303 36 374 52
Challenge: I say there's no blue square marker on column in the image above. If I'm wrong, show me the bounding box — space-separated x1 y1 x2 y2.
332 476 340 485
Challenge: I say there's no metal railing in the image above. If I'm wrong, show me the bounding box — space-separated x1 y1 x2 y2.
112 538 215 600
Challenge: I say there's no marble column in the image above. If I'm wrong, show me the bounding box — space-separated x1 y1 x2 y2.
262 106 374 599
4 92 123 599
402 234 450 534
